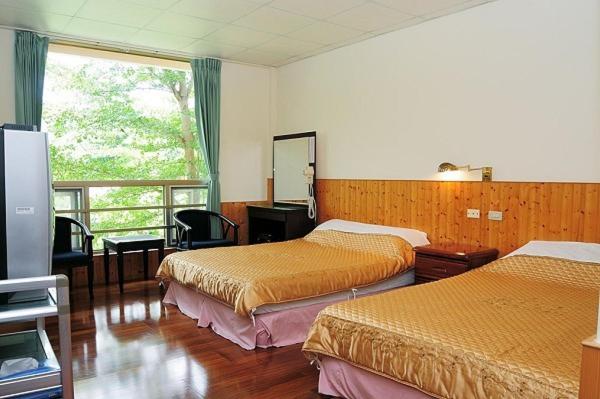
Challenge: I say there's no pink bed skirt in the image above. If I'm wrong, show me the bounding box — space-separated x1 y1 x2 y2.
163 282 340 350
318 356 434 399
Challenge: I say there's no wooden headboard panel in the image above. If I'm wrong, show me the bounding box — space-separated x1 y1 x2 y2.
315 179 600 255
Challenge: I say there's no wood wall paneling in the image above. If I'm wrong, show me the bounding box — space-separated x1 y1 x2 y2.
315 180 600 255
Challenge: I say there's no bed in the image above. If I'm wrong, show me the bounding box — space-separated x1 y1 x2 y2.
302 241 600 399
156 219 430 349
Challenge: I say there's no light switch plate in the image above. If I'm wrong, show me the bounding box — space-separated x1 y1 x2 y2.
467 209 480 219
488 211 503 221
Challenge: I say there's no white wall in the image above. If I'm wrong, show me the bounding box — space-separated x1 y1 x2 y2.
220 62 274 202
0 28 15 124
276 0 600 182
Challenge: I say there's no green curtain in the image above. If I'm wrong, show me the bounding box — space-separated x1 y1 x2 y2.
14 30 49 128
191 58 222 214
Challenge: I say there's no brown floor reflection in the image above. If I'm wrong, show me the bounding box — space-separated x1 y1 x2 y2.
46 280 321 399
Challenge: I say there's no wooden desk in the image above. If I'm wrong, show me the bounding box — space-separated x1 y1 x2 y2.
247 204 315 244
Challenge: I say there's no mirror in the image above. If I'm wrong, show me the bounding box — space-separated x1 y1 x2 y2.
273 132 316 206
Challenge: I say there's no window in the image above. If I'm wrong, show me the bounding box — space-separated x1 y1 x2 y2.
54 188 84 249
89 185 166 246
43 46 207 247
54 188 83 221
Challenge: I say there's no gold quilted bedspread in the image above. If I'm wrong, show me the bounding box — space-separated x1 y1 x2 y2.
156 230 414 317
303 255 600 399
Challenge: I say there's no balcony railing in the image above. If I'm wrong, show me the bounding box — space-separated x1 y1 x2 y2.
53 180 207 249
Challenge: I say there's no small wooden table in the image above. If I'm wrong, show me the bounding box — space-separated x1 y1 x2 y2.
414 243 499 284
103 235 165 293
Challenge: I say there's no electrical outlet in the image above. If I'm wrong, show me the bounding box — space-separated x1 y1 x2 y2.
467 209 480 219
488 211 503 221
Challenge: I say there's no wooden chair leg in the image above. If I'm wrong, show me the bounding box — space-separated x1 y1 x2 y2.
87 261 94 300
117 251 124 294
103 247 110 285
142 249 149 281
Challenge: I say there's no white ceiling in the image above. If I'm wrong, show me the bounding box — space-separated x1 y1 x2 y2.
0 0 496 67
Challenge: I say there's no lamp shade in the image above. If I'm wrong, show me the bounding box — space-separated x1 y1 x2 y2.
438 162 458 173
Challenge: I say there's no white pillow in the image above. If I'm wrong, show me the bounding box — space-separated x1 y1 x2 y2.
505 241 600 264
315 219 430 248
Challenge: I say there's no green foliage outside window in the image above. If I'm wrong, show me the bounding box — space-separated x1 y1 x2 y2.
42 51 207 244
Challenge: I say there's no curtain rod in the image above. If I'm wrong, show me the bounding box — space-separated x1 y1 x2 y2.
0 24 274 69
52 38 191 63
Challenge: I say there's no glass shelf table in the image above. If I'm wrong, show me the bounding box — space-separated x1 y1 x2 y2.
0 276 73 399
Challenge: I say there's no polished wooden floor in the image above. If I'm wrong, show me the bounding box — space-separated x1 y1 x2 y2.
46 280 322 399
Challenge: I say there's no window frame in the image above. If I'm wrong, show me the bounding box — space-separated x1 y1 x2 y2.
53 181 207 250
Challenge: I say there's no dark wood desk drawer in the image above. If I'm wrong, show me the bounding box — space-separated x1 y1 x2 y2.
247 207 287 222
415 255 468 279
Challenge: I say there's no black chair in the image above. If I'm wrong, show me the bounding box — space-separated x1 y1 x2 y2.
174 209 239 251
52 216 95 299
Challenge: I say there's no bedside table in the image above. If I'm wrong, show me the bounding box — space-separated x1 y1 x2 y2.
414 243 499 284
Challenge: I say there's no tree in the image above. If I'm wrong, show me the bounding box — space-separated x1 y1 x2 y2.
138 68 199 179
42 53 206 247
44 56 204 182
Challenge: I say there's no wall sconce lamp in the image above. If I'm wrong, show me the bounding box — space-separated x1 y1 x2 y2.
437 162 493 182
